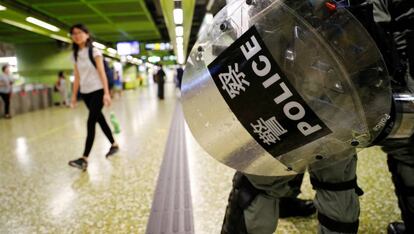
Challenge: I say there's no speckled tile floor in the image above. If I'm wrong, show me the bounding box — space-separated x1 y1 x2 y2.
0 83 403 234
0 84 177 233
186 126 402 234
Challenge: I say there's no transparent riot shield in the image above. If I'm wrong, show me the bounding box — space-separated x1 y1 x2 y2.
181 0 391 176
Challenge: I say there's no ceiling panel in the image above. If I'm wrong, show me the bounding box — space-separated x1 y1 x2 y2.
91 2 144 14
0 23 53 43
61 16 104 25
109 14 148 23
24 0 81 4
5 0 163 44
37 4 96 16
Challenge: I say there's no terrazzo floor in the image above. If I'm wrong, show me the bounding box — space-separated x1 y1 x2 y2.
0 84 177 233
186 125 402 234
0 83 403 233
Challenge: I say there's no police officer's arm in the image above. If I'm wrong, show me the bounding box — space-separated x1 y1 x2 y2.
94 56 111 106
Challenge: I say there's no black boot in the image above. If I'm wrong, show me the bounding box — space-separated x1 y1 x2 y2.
386 155 414 234
221 172 261 234
388 222 406 234
279 197 316 218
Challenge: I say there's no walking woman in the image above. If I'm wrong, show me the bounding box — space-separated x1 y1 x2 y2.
68 24 119 170
0 64 12 119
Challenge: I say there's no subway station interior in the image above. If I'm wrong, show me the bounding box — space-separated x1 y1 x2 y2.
0 0 413 233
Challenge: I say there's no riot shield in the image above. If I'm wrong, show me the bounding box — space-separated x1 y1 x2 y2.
181 0 391 176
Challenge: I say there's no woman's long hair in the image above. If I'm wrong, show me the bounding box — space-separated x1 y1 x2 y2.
70 24 93 62
2 64 9 73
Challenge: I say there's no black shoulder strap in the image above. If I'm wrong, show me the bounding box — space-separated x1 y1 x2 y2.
88 46 97 68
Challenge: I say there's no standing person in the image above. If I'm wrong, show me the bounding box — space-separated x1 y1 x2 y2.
68 24 119 171
221 1 410 234
373 0 414 233
55 71 68 106
222 1 387 233
222 153 359 234
0 64 12 119
176 66 184 90
106 62 115 98
113 70 123 98
156 65 165 100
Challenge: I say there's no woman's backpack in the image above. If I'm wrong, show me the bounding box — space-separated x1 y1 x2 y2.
87 46 115 88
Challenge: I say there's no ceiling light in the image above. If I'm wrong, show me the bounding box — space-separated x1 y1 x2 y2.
175 26 183 37
1 19 34 32
205 13 213 24
177 50 185 64
26 17 60 32
176 36 184 45
0 5 7 11
173 8 183 25
50 34 71 43
148 56 161 63
0 57 17 66
107 48 117 55
92 42 106 50
176 46 184 53
139 65 146 71
176 46 184 54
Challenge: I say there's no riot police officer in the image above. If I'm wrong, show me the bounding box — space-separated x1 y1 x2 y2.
221 0 395 233
373 0 414 233
181 0 405 233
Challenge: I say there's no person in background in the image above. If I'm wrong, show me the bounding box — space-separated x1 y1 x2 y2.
113 70 123 98
68 23 119 171
373 0 414 233
0 64 13 119
107 62 115 98
137 74 144 86
156 64 165 100
176 65 184 90
55 71 68 106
